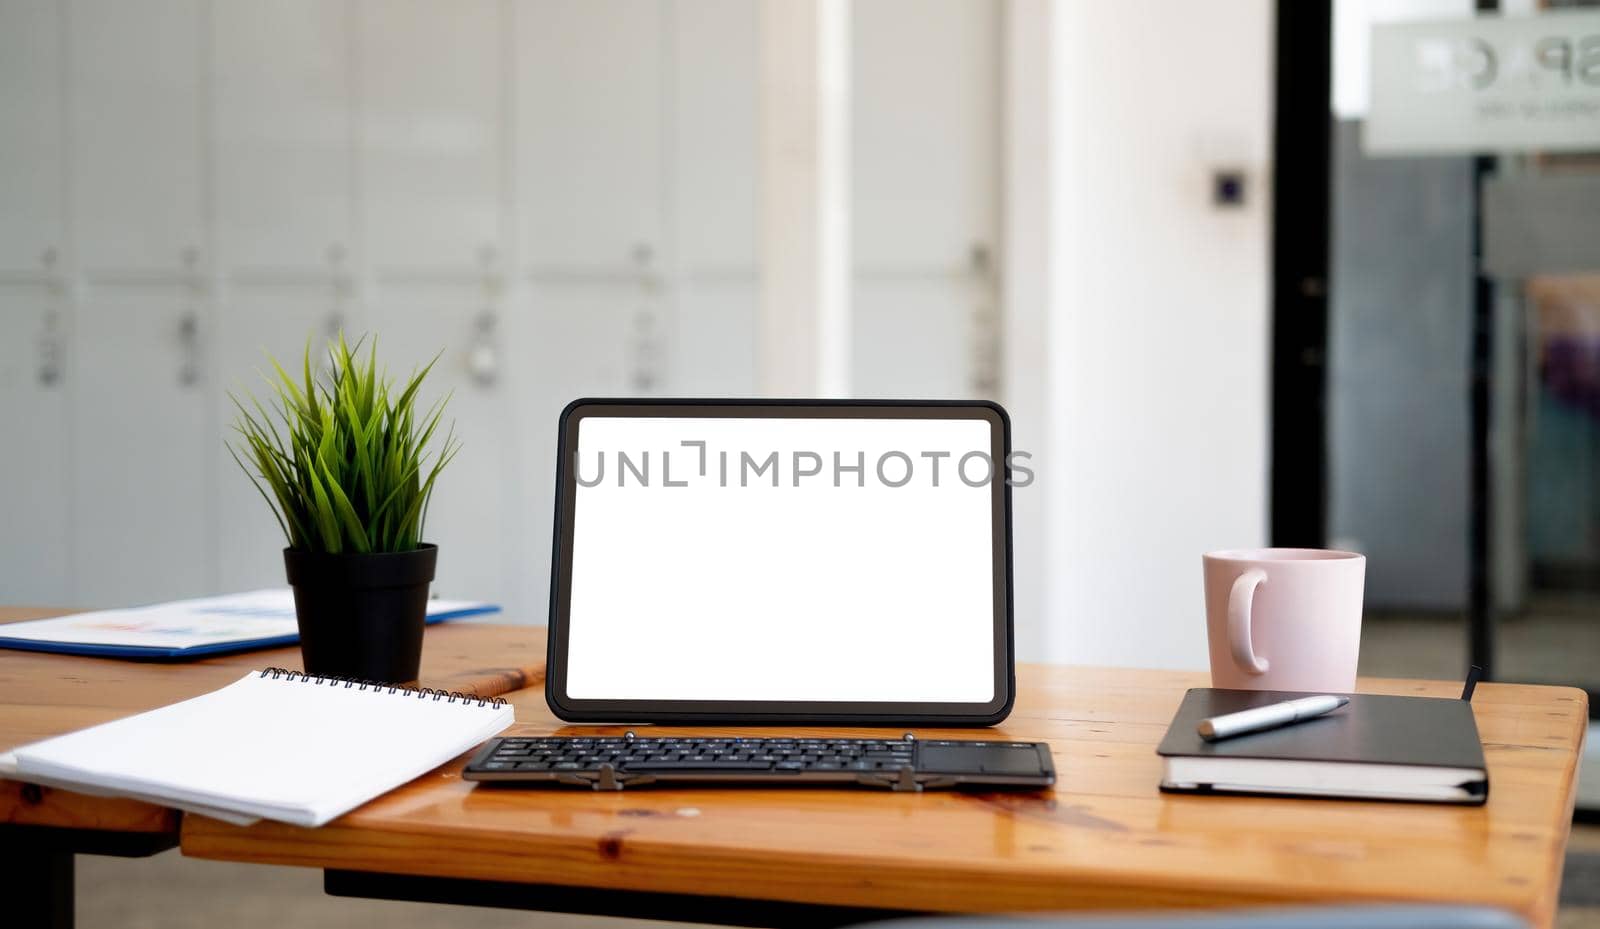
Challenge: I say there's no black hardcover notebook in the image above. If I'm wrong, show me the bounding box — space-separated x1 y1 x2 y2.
1157 689 1488 805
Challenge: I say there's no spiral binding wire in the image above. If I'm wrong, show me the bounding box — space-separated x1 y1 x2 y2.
258 667 506 708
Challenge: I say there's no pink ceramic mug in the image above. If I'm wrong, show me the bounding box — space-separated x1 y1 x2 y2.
1202 548 1366 693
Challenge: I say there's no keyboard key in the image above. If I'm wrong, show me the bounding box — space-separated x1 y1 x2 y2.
625 760 773 771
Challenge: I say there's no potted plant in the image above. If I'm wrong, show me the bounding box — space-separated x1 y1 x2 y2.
229 334 458 683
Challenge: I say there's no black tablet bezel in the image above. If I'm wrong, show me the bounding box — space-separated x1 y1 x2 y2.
544 398 1015 726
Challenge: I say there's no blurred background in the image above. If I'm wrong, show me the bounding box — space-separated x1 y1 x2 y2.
0 0 1275 673
1 0 1598 922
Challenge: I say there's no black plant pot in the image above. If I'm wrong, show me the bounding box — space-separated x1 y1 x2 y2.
283 544 438 684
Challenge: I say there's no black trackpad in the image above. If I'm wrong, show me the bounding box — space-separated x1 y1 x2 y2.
920 743 1047 776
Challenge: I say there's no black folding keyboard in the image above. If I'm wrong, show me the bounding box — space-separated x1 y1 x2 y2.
462 733 1056 792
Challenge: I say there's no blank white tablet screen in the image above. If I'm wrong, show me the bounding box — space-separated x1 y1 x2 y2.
564 415 998 703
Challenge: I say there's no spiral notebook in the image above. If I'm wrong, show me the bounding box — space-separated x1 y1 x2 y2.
1156 688 1488 804
1 669 515 827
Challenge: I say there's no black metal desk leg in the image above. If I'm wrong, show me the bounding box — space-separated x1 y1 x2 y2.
3 847 73 929
0 821 176 929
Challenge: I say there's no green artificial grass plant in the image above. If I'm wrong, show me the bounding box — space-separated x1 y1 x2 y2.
229 334 458 555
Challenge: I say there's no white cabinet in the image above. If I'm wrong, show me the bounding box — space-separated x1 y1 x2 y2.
851 0 1001 399
671 0 759 396
673 0 758 273
212 289 342 592
362 0 503 273
0 288 70 603
213 0 353 272
851 278 996 399
670 281 758 395
358 0 509 610
0 0 63 273
69 0 205 273
509 281 649 621
852 0 999 269
72 289 211 605
0 1 835 614
513 0 658 617
525 283 655 399
376 291 513 609
517 0 663 270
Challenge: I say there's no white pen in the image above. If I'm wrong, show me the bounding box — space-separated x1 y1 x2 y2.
1197 695 1350 742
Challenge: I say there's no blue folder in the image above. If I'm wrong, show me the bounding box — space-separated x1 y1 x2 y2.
0 600 501 662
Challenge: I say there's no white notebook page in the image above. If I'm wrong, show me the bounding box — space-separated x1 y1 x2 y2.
13 672 515 827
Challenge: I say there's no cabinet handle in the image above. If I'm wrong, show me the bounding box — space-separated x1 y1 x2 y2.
629 309 661 392
970 303 1000 397
310 311 345 380
178 312 201 387
36 248 64 387
467 311 499 388
970 243 992 276
37 309 63 388
968 242 1000 397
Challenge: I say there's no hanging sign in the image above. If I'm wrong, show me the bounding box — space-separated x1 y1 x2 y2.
1367 11 1600 155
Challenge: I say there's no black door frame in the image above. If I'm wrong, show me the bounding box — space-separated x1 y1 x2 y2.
1269 0 1332 552
1268 0 1497 679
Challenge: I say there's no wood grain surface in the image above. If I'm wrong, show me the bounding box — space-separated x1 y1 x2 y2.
0 606 545 836
180 663 1587 927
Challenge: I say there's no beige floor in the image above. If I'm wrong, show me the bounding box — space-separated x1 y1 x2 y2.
79 850 674 929
1561 824 1600 929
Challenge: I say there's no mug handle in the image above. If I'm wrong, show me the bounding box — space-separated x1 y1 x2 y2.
1227 569 1270 675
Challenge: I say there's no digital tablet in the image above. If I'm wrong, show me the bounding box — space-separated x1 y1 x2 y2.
545 399 1016 726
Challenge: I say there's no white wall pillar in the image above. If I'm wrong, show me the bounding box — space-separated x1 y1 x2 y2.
1044 0 1273 669
1002 0 1053 662
758 0 849 397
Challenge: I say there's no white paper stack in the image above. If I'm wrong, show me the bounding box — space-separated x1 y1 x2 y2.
2 671 514 827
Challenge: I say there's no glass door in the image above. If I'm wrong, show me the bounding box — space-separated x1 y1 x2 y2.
1274 1 1600 709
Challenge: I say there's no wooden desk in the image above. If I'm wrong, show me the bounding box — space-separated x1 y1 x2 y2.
180 665 1587 928
0 607 545 926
